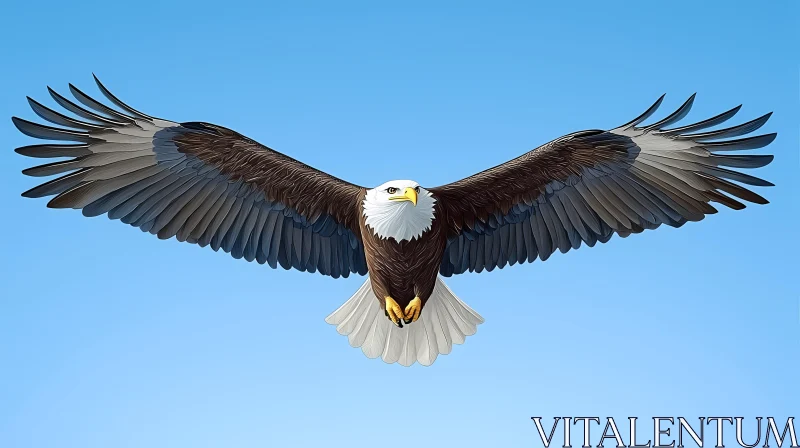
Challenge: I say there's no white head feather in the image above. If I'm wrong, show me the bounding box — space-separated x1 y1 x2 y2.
363 180 436 242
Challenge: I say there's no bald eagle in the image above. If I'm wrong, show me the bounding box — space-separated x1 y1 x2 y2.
13 76 775 366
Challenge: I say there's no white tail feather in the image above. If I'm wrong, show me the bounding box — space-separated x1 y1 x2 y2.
325 276 484 366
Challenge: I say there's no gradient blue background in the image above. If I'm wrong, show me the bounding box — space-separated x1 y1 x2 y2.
1 2 797 447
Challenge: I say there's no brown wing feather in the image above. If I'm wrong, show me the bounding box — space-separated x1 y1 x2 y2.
433 95 775 276
14 76 367 278
174 122 364 232
430 130 634 232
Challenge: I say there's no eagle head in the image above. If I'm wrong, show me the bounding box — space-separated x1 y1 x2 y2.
363 180 436 242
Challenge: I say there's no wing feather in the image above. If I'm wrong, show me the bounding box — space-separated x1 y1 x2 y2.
15 77 367 278
178 181 229 242
550 194 581 250
434 95 774 276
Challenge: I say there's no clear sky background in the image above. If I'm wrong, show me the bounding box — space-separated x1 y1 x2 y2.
0 2 797 447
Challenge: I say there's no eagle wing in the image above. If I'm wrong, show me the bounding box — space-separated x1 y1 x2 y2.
430 94 775 276
14 76 367 278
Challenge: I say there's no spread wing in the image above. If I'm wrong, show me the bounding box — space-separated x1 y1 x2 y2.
431 94 775 276
13 76 367 278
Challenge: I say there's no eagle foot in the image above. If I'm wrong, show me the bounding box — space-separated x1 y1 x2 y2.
404 297 421 325
384 296 404 328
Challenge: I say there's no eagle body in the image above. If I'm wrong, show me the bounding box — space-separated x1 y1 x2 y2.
358 198 448 310
13 76 777 366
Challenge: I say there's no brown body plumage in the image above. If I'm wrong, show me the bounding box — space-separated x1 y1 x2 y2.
359 200 448 310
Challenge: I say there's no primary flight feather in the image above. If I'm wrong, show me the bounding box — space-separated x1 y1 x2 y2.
13 76 775 366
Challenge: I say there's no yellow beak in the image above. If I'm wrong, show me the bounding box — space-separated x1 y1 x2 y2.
389 187 418 206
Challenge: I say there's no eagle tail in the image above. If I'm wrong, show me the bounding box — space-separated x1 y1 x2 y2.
325 276 484 367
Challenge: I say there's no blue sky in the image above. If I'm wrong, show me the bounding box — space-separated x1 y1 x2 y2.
0 2 797 447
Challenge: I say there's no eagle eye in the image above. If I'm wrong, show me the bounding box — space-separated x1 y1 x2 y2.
414 186 421 194
386 187 398 194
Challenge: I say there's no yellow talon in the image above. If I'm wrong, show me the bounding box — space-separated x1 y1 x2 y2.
404 297 422 324
384 296 404 328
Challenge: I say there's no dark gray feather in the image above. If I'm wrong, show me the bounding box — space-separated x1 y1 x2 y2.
15 143 91 159
656 105 741 136
676 113 772 141
93 74 155 120
640 93 695 131
48 87 127 126
27 97 105 130
617 94 665 130
68 83 136 123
